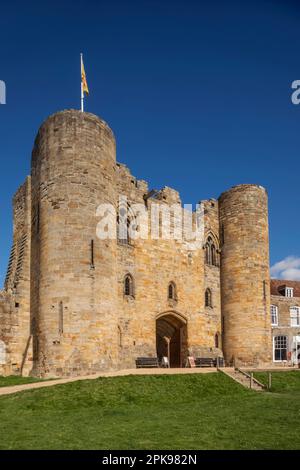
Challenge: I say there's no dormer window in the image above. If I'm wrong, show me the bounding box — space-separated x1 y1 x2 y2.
285 287 294 298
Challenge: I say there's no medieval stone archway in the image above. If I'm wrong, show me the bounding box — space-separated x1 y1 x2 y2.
156 312 187 367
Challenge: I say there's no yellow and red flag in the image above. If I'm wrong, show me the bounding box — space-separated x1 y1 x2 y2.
81 54 89 95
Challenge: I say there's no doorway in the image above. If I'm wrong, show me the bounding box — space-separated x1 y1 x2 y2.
156 313 187 367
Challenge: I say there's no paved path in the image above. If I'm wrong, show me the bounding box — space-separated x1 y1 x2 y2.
0 367 217 397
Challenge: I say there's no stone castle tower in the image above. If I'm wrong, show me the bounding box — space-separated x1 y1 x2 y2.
0 110 272 377
219 185 271 365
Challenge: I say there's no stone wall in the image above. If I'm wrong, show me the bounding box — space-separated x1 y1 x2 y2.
219 184 272 366
31 110 119 377
0 290 12 375
203 199 222 357
0 177 31 375
115 165 222 369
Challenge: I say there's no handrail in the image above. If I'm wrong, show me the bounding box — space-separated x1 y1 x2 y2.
237 368 266 389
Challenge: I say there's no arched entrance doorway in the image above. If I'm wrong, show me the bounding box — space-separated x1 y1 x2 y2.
156 312 187 367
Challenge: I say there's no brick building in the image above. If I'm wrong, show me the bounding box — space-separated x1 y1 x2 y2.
270 280 300 365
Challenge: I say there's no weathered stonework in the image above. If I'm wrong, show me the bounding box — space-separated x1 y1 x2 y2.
30 111 119 376
0 110 276 377
219 185 272 366
0 177 31 375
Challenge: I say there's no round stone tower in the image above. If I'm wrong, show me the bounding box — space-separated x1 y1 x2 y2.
218 184 272 366
30 110 118 377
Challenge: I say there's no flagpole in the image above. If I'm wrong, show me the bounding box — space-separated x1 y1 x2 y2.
80 53 84 112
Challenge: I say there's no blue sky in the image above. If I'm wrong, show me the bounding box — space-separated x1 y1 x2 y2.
0 0 300 285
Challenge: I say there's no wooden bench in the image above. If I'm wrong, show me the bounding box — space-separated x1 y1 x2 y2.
213 357 225 368
195 357 214 368
135 357 159 368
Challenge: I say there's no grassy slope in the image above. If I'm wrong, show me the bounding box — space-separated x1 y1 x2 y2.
253 370 300 392
0 371 300 450
0 376 46 388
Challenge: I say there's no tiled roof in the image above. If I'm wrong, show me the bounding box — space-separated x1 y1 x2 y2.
270 279 300 297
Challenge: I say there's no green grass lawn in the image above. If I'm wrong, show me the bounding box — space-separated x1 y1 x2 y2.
0 371 299 450
0 376 47 388
253 370 300 393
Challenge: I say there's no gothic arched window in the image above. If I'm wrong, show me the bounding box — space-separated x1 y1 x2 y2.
124 273 134 297
211 244 216 266
205 288 212 308
117 214 131 245
117 201 137 246
168 282 177 301
205 236 218 266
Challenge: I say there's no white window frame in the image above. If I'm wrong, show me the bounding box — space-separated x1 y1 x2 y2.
271 305 278 326
285 287 294 298
290 306 300 327
273 335 288 362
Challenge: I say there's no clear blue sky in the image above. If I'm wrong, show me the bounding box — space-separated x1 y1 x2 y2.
1 0 300 285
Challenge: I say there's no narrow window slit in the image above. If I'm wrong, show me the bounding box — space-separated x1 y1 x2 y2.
59 301 63 334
